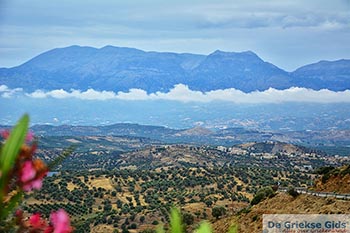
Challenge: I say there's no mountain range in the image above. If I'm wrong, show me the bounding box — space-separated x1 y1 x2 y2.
1 45 349 93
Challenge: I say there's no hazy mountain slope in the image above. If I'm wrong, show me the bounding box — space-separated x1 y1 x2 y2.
187 50 292 92
237 141 316 155
292 59 350 91
31 123 179 138
22 123 350 148
0 45 205 92
1 45 349 93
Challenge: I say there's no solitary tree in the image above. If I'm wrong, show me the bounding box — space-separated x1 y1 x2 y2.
182 212 194 225
212 206 226 219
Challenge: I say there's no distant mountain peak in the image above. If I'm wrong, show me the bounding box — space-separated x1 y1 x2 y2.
59 45 97 51
176 126 213 136
99 45 144 53
100 45 116 49
212 49 225 54
211 49 257 56
209 50 262 62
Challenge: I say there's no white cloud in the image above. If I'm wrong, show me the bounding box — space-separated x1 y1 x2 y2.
17 84 350 103
28 90 48 98
0 85 23 98
0 85 9 92
28 89 119 100
116 89 151 100
151 85 205 102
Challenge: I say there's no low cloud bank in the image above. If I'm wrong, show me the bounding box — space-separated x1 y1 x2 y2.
1 84 350 103
0 85 23 98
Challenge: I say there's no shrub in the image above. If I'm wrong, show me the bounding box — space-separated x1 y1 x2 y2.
322 173 331 183
152 220 159 225
140 215 145 223
287 187 299 198
212 206 226 219
141 230 156 233
129 223 137 229
252 215 258 222
182 212 194 225
340 165 350 176
315 166 335 175
250 186 275 205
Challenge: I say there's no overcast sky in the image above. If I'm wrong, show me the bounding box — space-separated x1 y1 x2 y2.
0 0 349 71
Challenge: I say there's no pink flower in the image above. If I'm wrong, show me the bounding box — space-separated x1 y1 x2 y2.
20 160 46 191
26 130 34 142
29 213 47 229
32 179 43 189
22 176 44 191
15 209 23 225
29 213 40 226
0 129 10 139
20 161 36 183
1 129 34 142
50 209 72 233
44 226 54 233
15 209 23 217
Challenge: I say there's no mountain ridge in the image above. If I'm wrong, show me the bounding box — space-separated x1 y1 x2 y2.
1 45 349 93
6 123 346 151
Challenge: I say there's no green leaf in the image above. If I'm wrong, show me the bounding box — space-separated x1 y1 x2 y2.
170 207 182 233
228 224 238 233
1 191 23 220
195 221 212 233
155 224 165 233
0 115 29 220
0 114 29 175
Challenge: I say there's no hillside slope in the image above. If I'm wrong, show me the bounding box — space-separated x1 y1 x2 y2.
213 192 350 232
213 165 350 232
314 165 350 193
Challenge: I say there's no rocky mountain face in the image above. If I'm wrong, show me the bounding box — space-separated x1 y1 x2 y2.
1 45 349 92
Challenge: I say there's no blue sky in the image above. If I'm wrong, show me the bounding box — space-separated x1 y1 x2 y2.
0 0 349 71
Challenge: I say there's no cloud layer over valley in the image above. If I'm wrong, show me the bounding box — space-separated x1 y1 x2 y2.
1 84 350 103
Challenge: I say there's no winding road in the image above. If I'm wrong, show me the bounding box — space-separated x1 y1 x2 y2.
278 187 350 200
